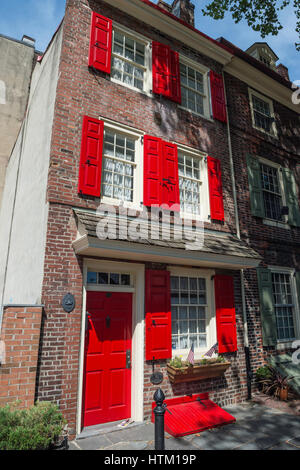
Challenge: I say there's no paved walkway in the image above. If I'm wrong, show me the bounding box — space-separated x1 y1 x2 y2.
69 402 300 451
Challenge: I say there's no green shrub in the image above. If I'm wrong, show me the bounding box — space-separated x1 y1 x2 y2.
256 365 273 382
0 402 66 450
169 356 184 368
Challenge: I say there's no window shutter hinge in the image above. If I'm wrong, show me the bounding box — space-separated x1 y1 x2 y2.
141 136 144 145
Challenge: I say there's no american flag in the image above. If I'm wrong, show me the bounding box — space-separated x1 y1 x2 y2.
187 343 194 365
204 342 218 357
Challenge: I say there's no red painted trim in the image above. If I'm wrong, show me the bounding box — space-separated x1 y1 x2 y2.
88 12 112 74
214 275 237 354
137 0 234 55
152 42 181 103
210 71 227 123
78 116 104 197
145 269 172 361
207 156 225 222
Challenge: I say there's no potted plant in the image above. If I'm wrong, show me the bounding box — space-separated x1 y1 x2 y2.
167 355 231 384
256 365 293 401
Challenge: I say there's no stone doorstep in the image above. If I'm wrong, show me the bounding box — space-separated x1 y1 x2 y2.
76 420 145 440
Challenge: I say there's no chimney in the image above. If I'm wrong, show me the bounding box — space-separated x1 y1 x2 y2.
22 35 36 48
171 0 195 27
157 1 172 12
276 64 290 82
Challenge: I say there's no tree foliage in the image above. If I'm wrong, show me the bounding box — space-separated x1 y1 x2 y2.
202 0 300 51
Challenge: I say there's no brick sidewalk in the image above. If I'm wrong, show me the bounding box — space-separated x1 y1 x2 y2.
69 402 300 451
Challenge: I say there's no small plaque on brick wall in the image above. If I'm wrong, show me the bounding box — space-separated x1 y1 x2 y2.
62 293 76 313
150 371 163 385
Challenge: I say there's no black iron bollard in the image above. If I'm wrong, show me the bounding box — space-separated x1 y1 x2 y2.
153 388 166 450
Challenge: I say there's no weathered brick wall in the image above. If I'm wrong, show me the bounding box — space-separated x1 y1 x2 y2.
37 0 293 434
47 0 236 234
143 270 252 418
0 306 43 408
224 71 300 367
36 204 83 435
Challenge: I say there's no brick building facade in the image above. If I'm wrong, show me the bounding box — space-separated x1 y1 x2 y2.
0 0 299 438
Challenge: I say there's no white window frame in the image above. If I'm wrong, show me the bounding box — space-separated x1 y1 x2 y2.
258 156 288 227
174 142 210 222
100 117 144 211
111 22 152 97
168 266 216 359
179 55 211 120
269 266 300 350
248 88 277 138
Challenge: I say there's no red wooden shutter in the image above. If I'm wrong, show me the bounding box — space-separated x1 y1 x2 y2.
144 135 163 207
169 50 181 104
207 156 225 222
152 42 181 103
89 12 112 74
145 270 172 361
210 71 227 123
161 141 180 211
78 116 104 197
214 275 237 354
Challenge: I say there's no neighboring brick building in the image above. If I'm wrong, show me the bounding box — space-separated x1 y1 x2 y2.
0 33 39 209
0 0 299 438
220 38 300 380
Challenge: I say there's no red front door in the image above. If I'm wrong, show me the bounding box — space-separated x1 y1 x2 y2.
82 291 132 427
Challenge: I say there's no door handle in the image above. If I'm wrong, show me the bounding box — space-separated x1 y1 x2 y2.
126 349 131 369
85 312 91 332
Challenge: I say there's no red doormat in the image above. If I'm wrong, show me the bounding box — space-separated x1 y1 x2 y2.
151 393 236 437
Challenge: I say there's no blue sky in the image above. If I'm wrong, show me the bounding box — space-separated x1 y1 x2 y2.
0 0 298 81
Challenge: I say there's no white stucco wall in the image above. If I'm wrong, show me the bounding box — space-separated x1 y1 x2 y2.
0 36 36 209
0 25 63 306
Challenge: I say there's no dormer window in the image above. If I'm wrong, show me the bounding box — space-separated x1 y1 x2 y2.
259 55 271 68
245 42 278 71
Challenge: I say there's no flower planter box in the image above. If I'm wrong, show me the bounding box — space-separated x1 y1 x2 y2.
167 362 231 384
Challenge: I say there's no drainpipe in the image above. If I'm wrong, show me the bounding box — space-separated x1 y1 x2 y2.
222 71 252 400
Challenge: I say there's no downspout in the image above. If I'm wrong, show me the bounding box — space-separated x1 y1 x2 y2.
222 70 252 400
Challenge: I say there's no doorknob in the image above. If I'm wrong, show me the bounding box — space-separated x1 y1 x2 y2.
85 312 91 332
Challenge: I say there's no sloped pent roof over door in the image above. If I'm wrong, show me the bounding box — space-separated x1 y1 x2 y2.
72 209 261 270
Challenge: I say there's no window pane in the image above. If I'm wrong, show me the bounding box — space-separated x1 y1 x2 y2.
112 31 145 91
99 273 109 284
272 273 295 341
87 272 97 284
121 274 131 286
260 163 282 221
110 273 120 285
171 275 208 351
102 132 135 202
178 152 202 216
180 64 206 115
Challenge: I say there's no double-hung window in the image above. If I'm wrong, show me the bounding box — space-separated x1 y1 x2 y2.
260 162 283 221
177 145 209 220
111 27 151 94
271 270 298 343
249 89 277 136
170 269 216 357
180 59 210 118
100 122 143 208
